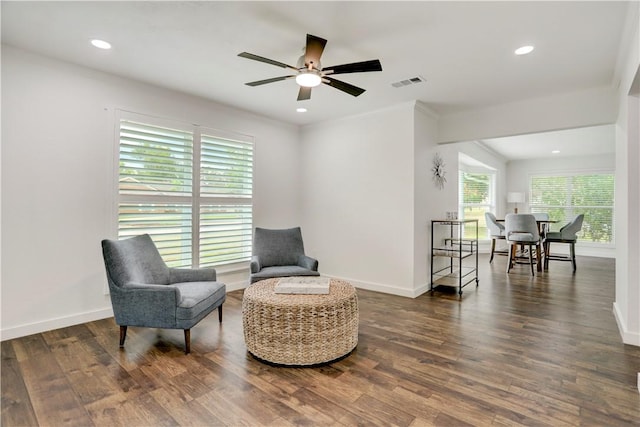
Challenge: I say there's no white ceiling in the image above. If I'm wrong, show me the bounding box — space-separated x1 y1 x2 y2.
1 1 628 158
477 124 617 161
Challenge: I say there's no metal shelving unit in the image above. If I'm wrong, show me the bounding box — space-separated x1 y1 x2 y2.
430 219 479 296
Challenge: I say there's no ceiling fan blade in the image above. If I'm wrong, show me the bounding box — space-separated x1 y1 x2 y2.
304 34 327 69
297 86 312 101
238 52 298 71
323 77 366 97
322 59 382 75
245 75 296 86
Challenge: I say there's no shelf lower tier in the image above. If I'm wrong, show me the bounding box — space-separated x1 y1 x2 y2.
431 266 477 287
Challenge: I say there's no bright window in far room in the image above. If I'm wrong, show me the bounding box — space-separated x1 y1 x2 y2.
458 169 496 240
529 173 614 245
117 111 254 268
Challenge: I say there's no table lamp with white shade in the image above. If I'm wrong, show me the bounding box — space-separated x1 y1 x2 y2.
508 192 526 213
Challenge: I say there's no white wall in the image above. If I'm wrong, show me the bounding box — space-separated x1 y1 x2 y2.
414 103 450 294
1 46 301 340
299 103 419 296
613 2 640 347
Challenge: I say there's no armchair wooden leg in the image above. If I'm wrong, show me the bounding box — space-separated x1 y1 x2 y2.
570 242 577 272
218 305 223 323
119 326 127 347
544 241 550 270
529 244 535 276
184 329 191 354
490 239 496 263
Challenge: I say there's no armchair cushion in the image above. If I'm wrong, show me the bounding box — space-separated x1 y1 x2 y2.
251 265 320 282
173 281 226 323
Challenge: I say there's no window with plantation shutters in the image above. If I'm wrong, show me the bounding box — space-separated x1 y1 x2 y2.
529 173 614 244
117 112 253 268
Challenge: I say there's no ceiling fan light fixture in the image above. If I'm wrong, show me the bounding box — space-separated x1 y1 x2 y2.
296 71 322 87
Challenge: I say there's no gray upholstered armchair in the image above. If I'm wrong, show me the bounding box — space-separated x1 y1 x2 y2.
101 234 226 354
250 227 320 283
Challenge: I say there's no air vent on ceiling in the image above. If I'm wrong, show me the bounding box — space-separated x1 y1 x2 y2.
391 76 426 88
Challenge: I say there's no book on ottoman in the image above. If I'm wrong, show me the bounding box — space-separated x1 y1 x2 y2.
275 277 331 294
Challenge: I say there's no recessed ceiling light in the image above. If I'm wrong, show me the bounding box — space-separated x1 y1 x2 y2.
296 108 307 113
515 45 534 55
552 150 560 154
91 39 112 50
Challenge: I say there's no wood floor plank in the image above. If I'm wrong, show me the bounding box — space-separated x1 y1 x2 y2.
2 254 640 426
19 353 93 426
0 342 38 426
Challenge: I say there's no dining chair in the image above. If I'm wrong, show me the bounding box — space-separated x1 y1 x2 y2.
505 213 541 276
532 212 550 238
543 214 584 272
485 212 507 263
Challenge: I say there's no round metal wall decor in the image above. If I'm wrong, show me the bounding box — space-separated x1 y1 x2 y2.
432 152 446 190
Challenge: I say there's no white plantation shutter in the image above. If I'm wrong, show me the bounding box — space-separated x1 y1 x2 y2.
200 134 253 197
117 113 253 268
199 134 253 266
118 203 193 266
119 121 193 196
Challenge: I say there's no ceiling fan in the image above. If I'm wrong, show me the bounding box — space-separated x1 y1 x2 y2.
238 34 382 101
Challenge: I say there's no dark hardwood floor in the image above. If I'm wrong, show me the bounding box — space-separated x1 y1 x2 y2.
2 255 639 426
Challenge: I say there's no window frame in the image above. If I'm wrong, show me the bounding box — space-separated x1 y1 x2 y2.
114 110 254 269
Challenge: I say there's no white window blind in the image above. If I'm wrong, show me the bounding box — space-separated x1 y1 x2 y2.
529 173 614 244
459 171 494 239
117 114 253 267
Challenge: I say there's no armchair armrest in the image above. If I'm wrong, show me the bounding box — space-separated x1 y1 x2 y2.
169 267 216 283
250 256 261 273
114 282 180 327
298 255 319 271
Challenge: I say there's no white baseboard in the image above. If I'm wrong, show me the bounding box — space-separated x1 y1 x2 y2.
1 280 251 342
224 279 249 292
613 302 640 346
1 307 114 342
322 274 428 298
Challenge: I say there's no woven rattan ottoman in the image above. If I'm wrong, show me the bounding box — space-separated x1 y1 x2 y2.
242 277 359 366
